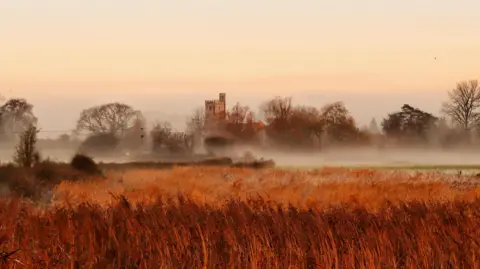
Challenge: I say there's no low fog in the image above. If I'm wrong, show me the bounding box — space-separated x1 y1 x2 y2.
255 148 480 167
1 144 479 168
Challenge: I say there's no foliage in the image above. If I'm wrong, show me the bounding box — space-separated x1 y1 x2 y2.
13 124 41 168
320 102 360 144
70 154 102 176
225 102 259 141
260 98 360 148
76 102 143 137
150 122 191 154
261 96 293 131
382 104 438 142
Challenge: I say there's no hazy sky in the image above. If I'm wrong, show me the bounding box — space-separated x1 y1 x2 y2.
1 1 480 136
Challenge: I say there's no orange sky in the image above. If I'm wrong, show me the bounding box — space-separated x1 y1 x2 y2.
1 1 480 134
2 0 480 94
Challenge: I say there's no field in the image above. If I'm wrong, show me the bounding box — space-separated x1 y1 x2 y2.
1 165 480 268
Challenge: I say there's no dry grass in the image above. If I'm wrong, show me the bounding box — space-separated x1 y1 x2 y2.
54 166 480 210
0 166 479 268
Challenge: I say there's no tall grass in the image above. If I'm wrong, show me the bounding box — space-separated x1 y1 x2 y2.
53 166 480 209
0 167 479 268
0 197 479 268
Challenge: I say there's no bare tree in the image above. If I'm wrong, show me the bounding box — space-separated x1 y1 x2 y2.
150 121 173 151
227 102 250 125
225 102 258 140
150 121 192 154
368 118 380 134
261 96 292 130
442 80 480 130
185 107 206 153
0 98 37 141
186 107 206 135
13 124 41 168
76 103 143 137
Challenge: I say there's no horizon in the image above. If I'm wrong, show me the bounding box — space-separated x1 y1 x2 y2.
7 89 453 139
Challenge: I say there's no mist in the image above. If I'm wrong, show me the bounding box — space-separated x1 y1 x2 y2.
230 146 480 168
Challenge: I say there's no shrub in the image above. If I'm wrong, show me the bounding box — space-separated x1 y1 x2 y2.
70 154 102 176
0 164 37 198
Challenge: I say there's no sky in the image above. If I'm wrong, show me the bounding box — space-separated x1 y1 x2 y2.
1 0 480 136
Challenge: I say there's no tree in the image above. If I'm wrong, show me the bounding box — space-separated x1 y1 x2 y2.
288 106 324 147
0 98 37 141
13 124 41 168
225 102 258 141
76 103 143 137
186 107 206 135
320 102 359 144
185 107 206 153
150 122 191 154
261 96 292 130
260 96 293 144
442 80 480 131
382 104 438 142
369 118 380 134
150 121 173 152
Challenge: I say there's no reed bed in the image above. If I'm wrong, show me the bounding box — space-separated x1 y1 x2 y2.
0 167 478 268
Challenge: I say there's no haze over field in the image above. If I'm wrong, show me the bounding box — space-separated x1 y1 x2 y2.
2 0 480 135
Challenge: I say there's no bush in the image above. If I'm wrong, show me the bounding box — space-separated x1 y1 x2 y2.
70 154 103 176
0 164 37 198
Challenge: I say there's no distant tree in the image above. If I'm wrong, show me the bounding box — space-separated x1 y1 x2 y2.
226 102 258 141
186 107 206 135
185 107 206 152
13 124 41 168
227 102 249 125
151 121 190 154
261 96 292 131
320 102 359 144
369 118 380 134
164 132 189 154
260 96 293 144
150 121 173 152
442 80 480 131
288 106 324 147
0 98 37 141
382 104 438 142
76 103 143 137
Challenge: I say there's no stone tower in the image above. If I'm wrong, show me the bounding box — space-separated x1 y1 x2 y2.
205 93 227 122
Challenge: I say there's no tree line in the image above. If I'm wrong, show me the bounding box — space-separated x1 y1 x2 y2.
1 79 480 156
